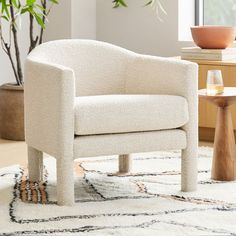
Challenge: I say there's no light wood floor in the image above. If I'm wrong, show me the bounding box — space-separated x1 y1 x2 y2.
0 138 27 168
0 138 213 168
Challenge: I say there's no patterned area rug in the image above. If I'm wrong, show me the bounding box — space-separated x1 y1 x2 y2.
1 147 236 236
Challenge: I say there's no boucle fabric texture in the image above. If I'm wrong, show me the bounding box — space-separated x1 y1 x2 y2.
74 130 187 158
24 39 198 205
74 95 189 135
26 40 135 96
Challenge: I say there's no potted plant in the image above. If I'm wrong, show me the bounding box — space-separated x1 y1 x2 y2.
0 0 162 141
0 0 58 140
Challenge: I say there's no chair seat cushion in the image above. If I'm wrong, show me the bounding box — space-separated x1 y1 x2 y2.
74 95 189 135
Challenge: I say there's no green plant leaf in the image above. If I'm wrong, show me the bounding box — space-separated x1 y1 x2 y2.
144 0 153 6
1 0 10 18
11 0 19 8
26 0 36 6
35 3 45 11
113 0 127 8
1 15 9 21
34 12 45 28
49 0 58 4
21 6 29 14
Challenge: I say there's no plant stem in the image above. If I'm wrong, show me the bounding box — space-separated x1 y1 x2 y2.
0 16 19 85
39 0 46 45
6 45 21 85
9 0 23 85
0 35 20 84
28 13 38 53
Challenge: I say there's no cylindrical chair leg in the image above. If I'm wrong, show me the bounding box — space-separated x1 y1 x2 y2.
181 148 197 192
119 154 132 174
28 146 43 182
56 158 75 206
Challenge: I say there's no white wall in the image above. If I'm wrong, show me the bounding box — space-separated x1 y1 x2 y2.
44 0 72 41
44 0 96 41
71 0 96 39
96 0 194 56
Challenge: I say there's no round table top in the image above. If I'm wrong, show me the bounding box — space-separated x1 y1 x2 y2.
199 87 236 106
198 87 236 98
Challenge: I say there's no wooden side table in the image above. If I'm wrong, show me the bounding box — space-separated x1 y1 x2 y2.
199 87 236 181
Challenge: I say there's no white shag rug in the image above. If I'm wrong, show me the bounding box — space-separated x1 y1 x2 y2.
1 147 236 236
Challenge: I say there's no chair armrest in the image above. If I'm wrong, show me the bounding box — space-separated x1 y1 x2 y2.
126 55 198 99
126 55 199 149
24 59 75 158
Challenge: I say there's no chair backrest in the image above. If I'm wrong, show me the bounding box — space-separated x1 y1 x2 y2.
28 40 136 96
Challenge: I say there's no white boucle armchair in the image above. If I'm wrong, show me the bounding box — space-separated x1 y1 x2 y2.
24 40 198 206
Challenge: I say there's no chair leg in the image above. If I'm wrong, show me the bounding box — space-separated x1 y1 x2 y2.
181 148 197 192
28 146 43 182
56 158 74 206
119 154 132 174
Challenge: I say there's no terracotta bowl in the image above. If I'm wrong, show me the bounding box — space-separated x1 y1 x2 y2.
191 26 236 49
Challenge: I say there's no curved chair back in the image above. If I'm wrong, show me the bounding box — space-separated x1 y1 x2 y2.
28 40 136 96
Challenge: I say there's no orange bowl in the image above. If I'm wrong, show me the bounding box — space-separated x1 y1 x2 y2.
191 26 236 49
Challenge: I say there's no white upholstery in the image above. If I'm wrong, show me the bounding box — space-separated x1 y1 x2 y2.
74 95 189 135
24 39 198 206
25 40 135 96
74 129 187 158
